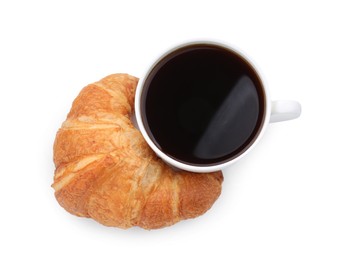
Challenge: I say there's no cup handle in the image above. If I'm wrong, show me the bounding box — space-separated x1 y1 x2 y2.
270 100 302 123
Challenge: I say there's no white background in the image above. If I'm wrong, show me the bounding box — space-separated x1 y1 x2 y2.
1 0 345 259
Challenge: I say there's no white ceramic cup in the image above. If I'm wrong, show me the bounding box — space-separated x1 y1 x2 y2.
135 40 301 173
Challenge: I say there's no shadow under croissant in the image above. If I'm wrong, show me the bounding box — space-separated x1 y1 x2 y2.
52 73 223 230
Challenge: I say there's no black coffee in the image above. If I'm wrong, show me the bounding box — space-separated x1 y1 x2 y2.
141 44 265 166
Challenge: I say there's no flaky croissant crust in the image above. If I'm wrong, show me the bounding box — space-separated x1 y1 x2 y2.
52 74 223 229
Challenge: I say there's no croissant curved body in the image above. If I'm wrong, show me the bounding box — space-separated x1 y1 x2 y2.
52 74 223 229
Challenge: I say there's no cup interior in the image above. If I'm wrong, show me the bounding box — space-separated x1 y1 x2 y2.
135 41 270 172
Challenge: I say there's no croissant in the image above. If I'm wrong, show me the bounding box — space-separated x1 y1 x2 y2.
52 74 223 229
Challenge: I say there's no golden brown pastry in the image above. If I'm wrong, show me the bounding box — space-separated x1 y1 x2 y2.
52 74 223 229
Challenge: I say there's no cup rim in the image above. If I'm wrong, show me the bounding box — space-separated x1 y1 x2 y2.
135 40 271 173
